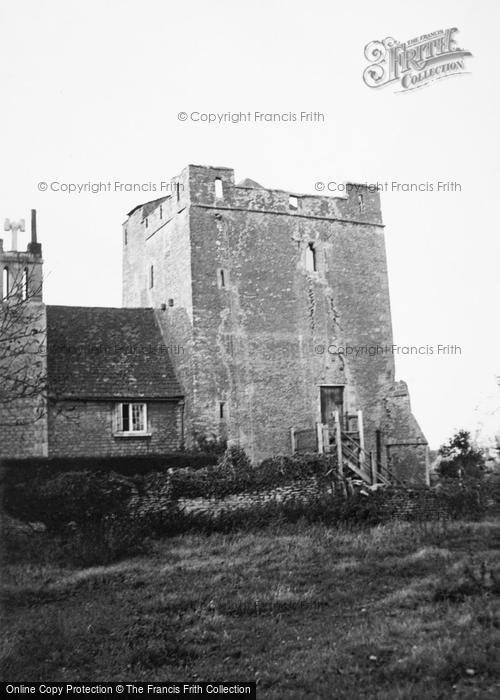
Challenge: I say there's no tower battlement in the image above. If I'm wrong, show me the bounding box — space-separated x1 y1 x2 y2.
1 209 43 302
123 165 383 241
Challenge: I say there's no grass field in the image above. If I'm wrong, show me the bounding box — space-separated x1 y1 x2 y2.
2 519 500 698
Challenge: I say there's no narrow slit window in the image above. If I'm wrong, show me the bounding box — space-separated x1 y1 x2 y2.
219 402 225 419
289 195 298 210
2 267 9 299
218 268 229 289
176 182 180 202
22 268 28 300
149 264 154 288
124 228 128 245
159 205 163 219
145 217 148 228
215 177 223 199
358 194 365 212
305 243 317 272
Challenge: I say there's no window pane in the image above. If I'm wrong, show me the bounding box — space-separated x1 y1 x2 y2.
131 403 145 431
2 267 9 300
122 404 130 431
22 269 28 300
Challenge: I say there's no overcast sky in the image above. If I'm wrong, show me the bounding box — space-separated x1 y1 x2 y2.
1 0 498 449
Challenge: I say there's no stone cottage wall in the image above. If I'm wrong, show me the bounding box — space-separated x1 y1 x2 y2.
47 400 182 457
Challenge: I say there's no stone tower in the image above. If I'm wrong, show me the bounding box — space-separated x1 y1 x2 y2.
0 210 48 457
122 165 428 483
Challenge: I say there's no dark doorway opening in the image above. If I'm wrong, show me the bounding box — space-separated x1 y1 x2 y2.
320 385 344 427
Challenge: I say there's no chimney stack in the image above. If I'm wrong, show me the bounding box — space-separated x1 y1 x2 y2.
28 209 42 255
31 209 37 243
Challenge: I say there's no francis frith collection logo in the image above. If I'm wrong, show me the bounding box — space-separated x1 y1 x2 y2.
363 28 472 92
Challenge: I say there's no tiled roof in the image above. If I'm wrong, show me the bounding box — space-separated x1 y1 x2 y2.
46 306 183 399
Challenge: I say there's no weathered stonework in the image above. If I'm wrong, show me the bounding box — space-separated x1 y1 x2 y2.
0 236 48 459
382 381 429 485
47 400 182 457
123 165 429 483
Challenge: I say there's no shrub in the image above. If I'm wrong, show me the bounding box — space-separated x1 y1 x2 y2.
335 490 390 526
193 433 227 456
256 454 339 487
5 470 136 530
129 471 180 536
169 452 338 500
2 511 149 567
217 445 253 472
437 430 486 480
435 479 488 520
61 515 149 566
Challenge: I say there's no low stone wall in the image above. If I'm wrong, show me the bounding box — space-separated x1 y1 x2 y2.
173 481 487 523
376 487 450 520
177 475 328 517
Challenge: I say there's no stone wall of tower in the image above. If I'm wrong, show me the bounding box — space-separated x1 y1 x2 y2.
122 169 197 447
122 165 428 481
382 381 429 485
185 166 398 463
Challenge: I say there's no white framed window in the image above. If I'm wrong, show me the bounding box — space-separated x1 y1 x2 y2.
115 402 149 435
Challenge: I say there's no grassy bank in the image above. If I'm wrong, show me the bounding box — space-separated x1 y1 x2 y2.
1 519 500 698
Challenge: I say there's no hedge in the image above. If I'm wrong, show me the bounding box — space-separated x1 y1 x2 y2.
0 452 218 485
5 470 136 529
